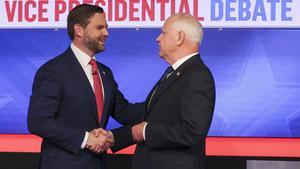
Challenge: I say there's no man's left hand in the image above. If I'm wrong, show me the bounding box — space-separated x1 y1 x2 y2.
132 121 147 142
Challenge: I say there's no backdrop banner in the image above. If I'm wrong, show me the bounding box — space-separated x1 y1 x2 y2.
0 0 299 28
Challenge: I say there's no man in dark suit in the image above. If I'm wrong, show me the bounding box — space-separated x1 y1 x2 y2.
112 13 215 169
27 4 142 169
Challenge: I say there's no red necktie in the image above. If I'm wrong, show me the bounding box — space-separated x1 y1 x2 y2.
89 59 104 123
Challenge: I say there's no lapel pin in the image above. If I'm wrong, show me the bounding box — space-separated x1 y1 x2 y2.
102 71 106 75
176 72 180 76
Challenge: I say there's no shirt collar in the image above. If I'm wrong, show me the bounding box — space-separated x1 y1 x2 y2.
171 52 198 70
70 43 96 66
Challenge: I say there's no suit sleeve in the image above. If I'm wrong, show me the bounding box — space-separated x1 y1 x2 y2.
27 64 85 154
111 86 146 125
110 84 147 152
110 125 135 152
104 68 147 152
145 70 215 148
105 67 146 125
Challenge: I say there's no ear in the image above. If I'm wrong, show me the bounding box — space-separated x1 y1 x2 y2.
74 24 84 39
176 31 185 46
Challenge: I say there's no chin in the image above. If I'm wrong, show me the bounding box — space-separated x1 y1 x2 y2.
98 46 105 51
159 52 165 58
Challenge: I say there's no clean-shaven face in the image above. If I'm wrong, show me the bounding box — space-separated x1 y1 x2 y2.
156 17 178 60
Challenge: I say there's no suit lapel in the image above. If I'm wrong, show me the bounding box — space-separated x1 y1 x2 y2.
147 55 200 112
147 71 180 111
145 79 160 109
64 48 99 124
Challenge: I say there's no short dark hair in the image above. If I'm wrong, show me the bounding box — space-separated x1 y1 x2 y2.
67 4 104 40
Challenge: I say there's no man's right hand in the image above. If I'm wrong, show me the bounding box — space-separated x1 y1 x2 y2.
86 128 114 154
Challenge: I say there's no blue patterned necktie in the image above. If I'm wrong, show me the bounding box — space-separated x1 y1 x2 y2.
159 66 174 82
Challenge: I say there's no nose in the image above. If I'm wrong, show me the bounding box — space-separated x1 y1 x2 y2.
156 33 162 42
103 28 109 36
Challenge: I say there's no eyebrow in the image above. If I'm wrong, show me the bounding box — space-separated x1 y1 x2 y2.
96 24 108 28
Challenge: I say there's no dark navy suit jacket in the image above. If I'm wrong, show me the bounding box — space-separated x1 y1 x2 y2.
28 47 142 169
112 55 215 169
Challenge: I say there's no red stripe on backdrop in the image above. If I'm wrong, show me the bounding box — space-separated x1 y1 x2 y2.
1 134 300 157
0 134 41 152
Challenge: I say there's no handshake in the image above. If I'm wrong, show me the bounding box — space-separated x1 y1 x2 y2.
85 128 114 154
85 121 147 154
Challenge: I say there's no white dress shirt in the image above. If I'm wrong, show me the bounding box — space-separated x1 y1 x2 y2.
70 43 105 149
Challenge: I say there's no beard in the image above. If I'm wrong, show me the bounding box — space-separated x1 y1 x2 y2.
83 34 104 54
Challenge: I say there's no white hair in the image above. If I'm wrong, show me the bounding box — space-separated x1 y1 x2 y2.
171 13 203 44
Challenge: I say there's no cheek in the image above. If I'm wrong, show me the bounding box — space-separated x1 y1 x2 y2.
161 37 169 46
165 39 173 48
89 29 99 36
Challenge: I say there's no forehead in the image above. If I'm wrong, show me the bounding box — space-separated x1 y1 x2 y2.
163 17 176 30
88 13 107 25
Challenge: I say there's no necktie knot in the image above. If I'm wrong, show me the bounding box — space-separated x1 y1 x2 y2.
161 66 174 82
89 58 97 65
89 59 98 75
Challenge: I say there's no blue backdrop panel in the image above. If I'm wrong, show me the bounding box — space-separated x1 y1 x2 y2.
0 28 299 137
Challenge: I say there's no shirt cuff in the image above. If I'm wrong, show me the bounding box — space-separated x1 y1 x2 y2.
143 122 148 141
81 131 89 149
